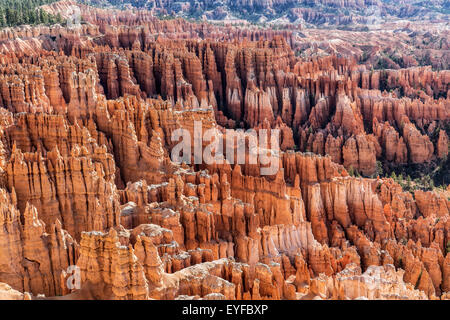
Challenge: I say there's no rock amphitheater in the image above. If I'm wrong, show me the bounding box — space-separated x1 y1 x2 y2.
0 0 448 300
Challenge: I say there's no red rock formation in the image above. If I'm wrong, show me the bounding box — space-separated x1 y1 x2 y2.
0 188 78 296
437 130 449 159
0 1 447 301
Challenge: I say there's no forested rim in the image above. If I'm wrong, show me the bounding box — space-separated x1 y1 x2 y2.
0 0 63 27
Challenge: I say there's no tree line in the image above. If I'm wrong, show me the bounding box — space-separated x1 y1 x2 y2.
0 0 63 27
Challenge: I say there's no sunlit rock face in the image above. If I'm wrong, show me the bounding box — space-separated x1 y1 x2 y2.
0 0 448 301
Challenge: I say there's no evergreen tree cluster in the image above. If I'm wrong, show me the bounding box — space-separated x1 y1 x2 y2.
0 0 63 27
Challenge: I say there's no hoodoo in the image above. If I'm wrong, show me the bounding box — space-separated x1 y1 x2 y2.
0 0 447 302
